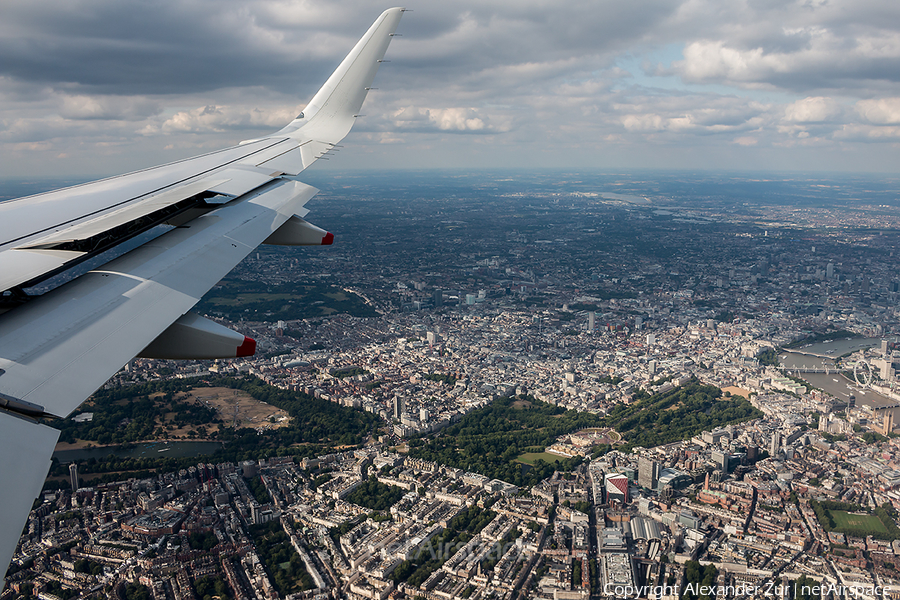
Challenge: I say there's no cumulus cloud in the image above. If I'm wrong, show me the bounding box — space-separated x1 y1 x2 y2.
783 97 842 123
856 98 900 124
59 95 161 120
834 123 900 141
390 106 509 134
144 104 301 135
669 8 900 93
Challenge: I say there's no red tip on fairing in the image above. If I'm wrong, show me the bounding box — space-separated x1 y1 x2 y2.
321 232 334 245
236 336 257 357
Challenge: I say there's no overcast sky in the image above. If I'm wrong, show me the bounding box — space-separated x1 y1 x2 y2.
2 0 900 177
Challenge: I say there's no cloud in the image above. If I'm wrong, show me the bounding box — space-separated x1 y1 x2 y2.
667 2 900 94
2 0 900 175
59 95 161 120
390 106 509 134
145 104 301 135
783 97 842 123
834 123 900 141
856 98 900 124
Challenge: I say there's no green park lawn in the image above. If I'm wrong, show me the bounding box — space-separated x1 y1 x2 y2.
516 451 566 465
831 510 890 534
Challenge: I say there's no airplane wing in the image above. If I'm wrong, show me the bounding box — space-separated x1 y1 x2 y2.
0 7 404 585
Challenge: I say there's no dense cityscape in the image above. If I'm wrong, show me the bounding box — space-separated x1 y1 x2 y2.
5 169 900 600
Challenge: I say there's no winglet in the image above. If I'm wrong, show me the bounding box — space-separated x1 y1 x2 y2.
277 8 404 145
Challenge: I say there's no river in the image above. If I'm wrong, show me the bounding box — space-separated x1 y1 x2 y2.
779 337 900 410
53 440 224 463
785 336 883 359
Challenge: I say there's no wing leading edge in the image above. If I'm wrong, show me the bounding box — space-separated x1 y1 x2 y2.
0 7 404 585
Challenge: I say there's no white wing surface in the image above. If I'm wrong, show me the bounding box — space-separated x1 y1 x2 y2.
0 7 404 585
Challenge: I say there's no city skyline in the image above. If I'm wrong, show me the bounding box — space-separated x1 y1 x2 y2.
6 169 900 599
2 0 900 178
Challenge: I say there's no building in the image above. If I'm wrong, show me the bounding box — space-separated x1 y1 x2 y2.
657 468 692 492
393 396 403 420
711 451 729 474
605 474 628 504
637 457 659 490
69 463 79 492
769 431 782 457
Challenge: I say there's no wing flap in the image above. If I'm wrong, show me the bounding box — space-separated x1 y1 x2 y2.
15 177 228 250
0 250 87 293
206 168 278 198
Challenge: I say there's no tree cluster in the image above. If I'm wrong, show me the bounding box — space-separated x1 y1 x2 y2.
193 576 232 600
681 560 718 600
331 367 369 379
188 531 219 552
248 520 315 595
195 277 377 321
601 380 762 451
246 475 272 505
47 375 378 484
423 373 458 386
407 395 597 486
345 476 404 511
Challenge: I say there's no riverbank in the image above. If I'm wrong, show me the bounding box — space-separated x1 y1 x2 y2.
53 439 224 463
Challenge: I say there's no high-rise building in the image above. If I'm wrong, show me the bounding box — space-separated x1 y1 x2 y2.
769 431 782 457
637 457 659 490
69 463 79 492
882 339 890 357
393 396 403 420
711 450 729 474
826 263 834 279
241 460 259 478
646 334 656 347
588 311 595 332
433 289 442 307
879 359 893 382
634 316 642 330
